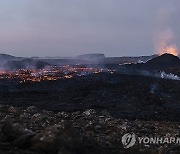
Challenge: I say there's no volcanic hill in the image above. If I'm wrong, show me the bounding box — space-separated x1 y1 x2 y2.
128 53 180 72
144 53 180 69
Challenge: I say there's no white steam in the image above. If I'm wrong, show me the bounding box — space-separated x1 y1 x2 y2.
160 71 180 80
138 70 180 81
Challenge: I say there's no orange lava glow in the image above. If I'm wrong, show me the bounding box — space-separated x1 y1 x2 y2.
160 45 179 56
0 66 114 83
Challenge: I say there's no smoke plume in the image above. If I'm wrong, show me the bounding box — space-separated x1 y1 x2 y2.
154 4 179 56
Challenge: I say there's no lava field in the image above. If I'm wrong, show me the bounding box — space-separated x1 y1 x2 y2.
0 72 180 121
0 54 180 153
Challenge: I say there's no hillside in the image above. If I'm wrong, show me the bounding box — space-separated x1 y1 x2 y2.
4 59 50 70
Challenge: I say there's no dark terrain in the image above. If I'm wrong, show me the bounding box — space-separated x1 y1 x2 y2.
0 53 180 153
0 105 180 154
0 72 180 121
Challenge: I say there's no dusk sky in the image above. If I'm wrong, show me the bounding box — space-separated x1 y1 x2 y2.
0 0 179 57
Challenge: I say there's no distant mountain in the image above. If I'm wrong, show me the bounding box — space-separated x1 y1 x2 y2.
77 54 105 60
0 53 15 59
4 58 50 70
75 54 159 64
104 54 158 64
0 53 161 67
0 53 24 63
0 53 20 62
0 53 22 69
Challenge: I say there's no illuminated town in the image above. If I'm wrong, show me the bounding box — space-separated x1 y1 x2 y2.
0 65 115 83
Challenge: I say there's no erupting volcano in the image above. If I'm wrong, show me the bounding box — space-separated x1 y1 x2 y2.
155 29 179 56
160 44 179 56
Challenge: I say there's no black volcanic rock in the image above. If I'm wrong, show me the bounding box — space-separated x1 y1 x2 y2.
128 53 180 71
4 59 50 70
145 53 180 69
0 104 180 153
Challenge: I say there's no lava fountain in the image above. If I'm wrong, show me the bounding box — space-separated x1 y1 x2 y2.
164 45 179 56
161 44 179 56
154 4 179 57
155 29 179 56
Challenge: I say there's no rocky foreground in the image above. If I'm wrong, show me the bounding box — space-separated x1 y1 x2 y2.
0 104 180 154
